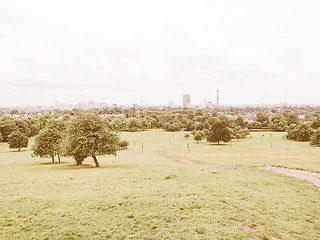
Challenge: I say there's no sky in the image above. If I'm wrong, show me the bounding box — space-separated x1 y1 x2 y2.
1 0 320 107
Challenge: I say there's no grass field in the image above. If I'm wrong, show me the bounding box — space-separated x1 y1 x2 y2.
0 130 320 239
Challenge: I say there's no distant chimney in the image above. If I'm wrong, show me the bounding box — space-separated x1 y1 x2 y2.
217 90 219 105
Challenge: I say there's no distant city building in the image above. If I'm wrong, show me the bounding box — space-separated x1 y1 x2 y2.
217 90 219 106
113 104 118 108
207 102 213 108
132 104 138 108
183 94 191 108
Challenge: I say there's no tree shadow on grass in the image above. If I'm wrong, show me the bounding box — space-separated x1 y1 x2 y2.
38 162 66 165
205 143 229 146
9 149 29 153
55 163 134 170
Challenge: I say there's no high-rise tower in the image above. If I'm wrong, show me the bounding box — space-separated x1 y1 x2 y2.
217 90 219 105
183 94 191 107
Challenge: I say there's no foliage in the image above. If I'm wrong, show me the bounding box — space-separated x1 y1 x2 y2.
110 118 125 131
164 122 180 132
286 124 313 142
119 140 129 150
8 131 28 151
0 117 19 142
268 113 287 131
10 109 19 115
194 131 204 143
202 129 209 137
32 128 62 163
309 112 320 129
231 127 249 141
14 119 31 137
282 109 299 126
235 116 246 128
256 112 268 124
207 120 231 144
63 114 119 167
310 128 320 146
184 133 190 139
125 118 141 132
247 121 262 129
0 132 2 142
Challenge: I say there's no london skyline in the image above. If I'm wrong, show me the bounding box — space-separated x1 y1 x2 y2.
1 0 320 107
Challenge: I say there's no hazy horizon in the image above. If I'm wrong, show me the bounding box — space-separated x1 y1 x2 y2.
1 0 320 107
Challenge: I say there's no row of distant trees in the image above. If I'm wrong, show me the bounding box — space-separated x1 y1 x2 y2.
2 107 320 132
1 108 320 155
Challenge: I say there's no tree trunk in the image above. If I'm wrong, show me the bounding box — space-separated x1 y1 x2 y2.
58 154 61 163
51 156 55 163
92 155 100 167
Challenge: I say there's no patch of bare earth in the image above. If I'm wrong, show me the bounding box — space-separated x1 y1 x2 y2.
258 166 320 188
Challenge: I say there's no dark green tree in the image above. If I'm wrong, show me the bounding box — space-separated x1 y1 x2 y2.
125 118 140 132
207 120 231 144
282 109 299 126
286 124 312 141
119 140 129 150
247 121 262 129
268 113 287 131
235 115 246 128
231 127 249 141
310 128 320 146
32 128 62 163
63 114 119 167
256 112 268 123
8 131 28 151
194 131 204 143
0 117 18 142
15 119 31 137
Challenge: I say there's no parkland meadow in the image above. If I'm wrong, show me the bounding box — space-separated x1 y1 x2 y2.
1 130 320 239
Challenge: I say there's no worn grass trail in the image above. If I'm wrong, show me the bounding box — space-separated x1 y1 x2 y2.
0 131 320 239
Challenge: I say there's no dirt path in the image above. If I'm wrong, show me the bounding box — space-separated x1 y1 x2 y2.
157 150 200 166
259 166 320 188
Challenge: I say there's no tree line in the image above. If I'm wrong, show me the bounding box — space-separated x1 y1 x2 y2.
1 107 320 159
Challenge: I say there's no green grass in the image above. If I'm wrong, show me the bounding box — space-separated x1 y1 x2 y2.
0 130 320 239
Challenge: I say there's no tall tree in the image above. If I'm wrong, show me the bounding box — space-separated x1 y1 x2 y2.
63 114 119 167
0 117 18 142
235 116 246 128
15 119 31 137
256 112 268 123
268 113 287 131
282 109 299 126
286 124 313 142
310 128 320 146
32 128 62 163
207 120 231 145
194 131 204 143
8 131 28 151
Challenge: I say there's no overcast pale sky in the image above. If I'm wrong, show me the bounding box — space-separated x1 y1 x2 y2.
1 0 320 107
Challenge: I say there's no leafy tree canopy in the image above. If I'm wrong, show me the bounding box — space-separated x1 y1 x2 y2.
63 114 119 167
207 120 231 145
8 131 28 151
310 128 320 146
32 128 62 163
268 113 287 131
